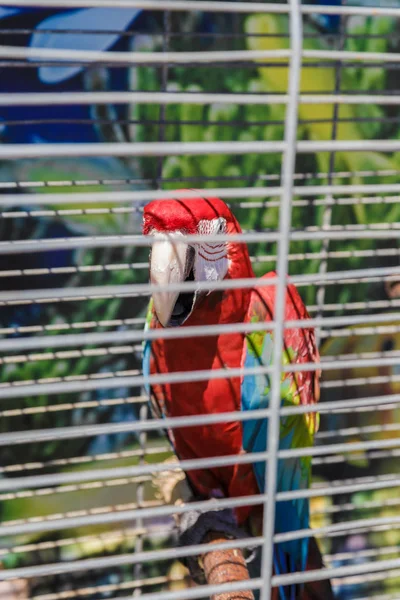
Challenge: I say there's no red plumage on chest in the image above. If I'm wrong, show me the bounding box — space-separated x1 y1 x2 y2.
148 289 259 503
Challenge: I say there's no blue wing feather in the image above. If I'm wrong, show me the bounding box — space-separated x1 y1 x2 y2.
241 331 313 600
142 300 154 399
142 339 152 398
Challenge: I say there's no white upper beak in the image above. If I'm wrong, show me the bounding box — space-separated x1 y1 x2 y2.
150 238 189 327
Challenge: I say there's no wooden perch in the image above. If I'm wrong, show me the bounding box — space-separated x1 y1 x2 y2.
202 532 255 600
0 578 28 600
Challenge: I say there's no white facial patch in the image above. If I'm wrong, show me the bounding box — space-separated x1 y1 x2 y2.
194 218 229 288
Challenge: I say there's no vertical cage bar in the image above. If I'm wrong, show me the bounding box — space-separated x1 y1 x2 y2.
260 0 303 599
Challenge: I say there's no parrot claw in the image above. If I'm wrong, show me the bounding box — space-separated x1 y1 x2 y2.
177 504 257 584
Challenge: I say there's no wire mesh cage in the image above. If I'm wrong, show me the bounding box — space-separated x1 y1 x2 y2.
0 1 399 599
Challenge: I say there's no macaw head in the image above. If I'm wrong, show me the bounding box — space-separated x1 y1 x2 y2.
143 192 250 327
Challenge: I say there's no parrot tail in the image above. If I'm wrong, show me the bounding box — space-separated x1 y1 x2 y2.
301 537 335 600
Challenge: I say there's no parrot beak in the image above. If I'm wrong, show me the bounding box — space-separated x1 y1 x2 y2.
150 238 196 327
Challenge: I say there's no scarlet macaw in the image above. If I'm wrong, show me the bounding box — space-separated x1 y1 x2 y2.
142 194 333 600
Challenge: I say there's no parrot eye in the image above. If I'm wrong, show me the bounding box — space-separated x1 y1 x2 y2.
216 218 225 233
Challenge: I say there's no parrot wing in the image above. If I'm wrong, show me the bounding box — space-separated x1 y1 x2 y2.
241 273 320 600
142 299 180 459
142 299 153 400
142 298 166 421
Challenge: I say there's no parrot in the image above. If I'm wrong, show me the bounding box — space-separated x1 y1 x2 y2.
142 193 334 600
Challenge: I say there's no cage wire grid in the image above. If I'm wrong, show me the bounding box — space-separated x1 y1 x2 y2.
0 0 399 599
